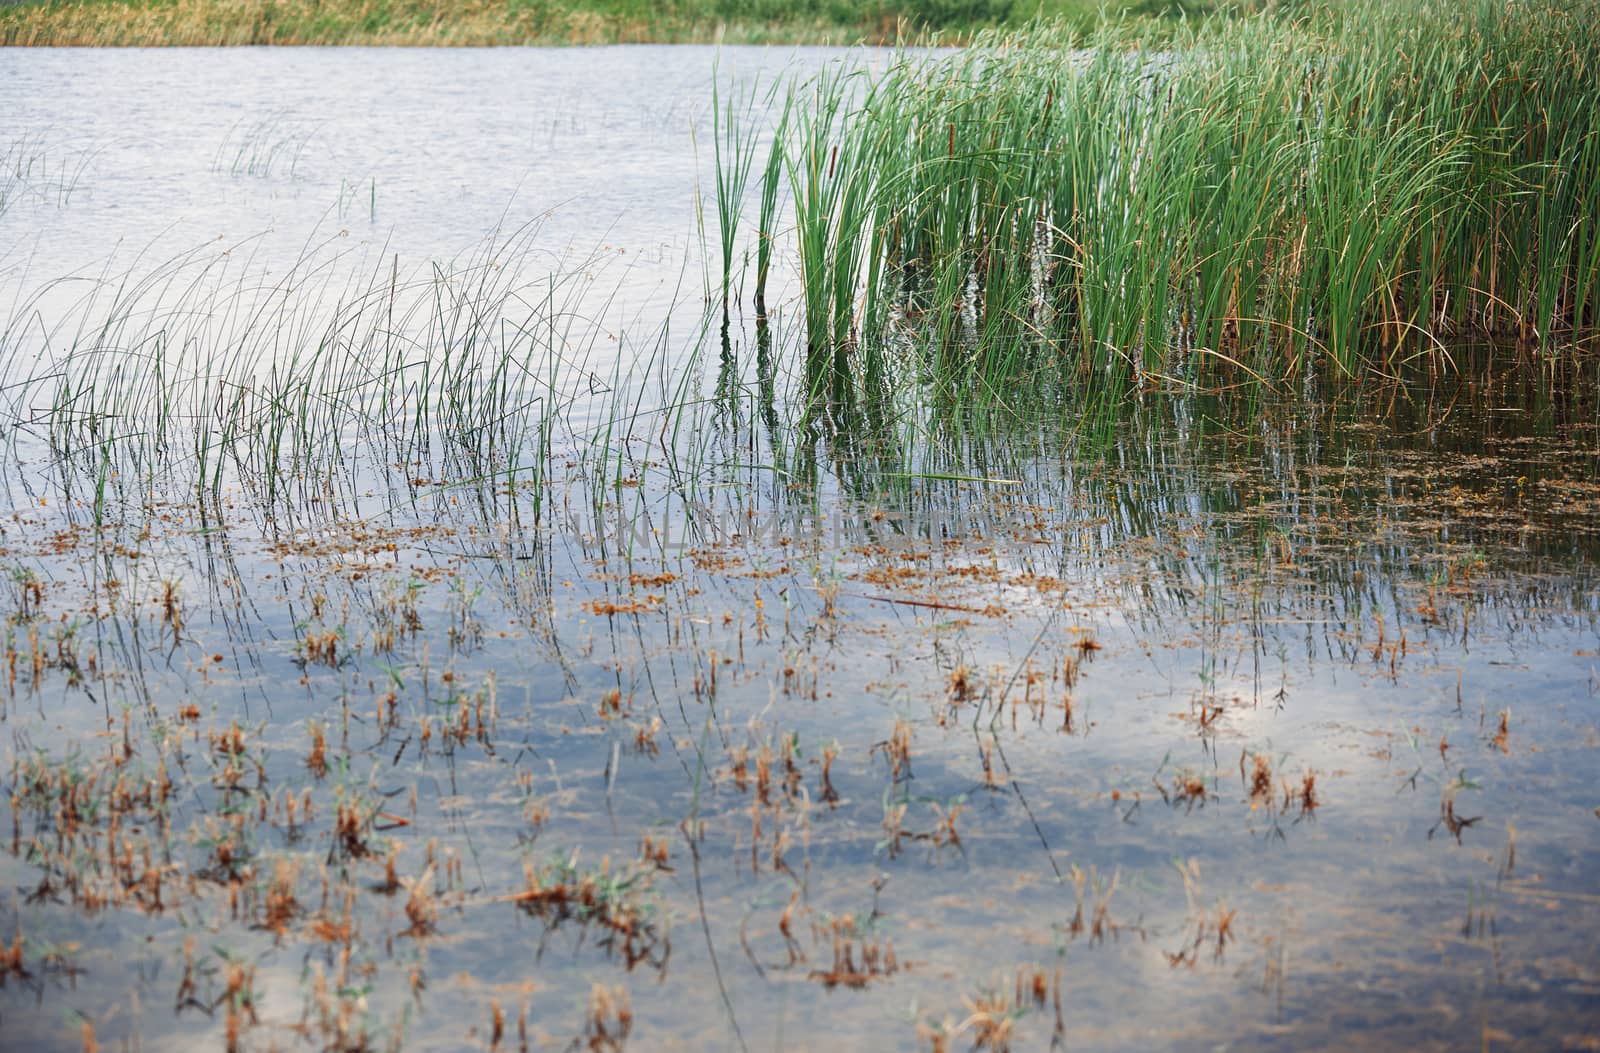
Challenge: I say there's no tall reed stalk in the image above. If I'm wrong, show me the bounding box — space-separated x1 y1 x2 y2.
712 69 759 327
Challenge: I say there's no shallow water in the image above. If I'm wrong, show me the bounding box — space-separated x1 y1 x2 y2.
2 45 1599 1053
1 45 894 323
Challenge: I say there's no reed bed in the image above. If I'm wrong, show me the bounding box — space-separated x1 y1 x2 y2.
726 0 1600 405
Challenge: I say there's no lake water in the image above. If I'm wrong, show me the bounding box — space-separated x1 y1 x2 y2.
1 45 1598 1053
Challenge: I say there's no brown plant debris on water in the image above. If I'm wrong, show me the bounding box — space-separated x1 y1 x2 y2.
1156 767 1213 813
1164 902 1238 967
257 858 301 936
305 720 328 778
778 890 805 965
489 999 505 1050
872 718 913 782
1432 787 1483 843
819 740 840 803
503 855 666 969
919 966 1063 1052
1245 752 1274 811
301 626 341 667
947 664 975 704
159 579 183 638
333 795 380 860
962 990 1018 1052
632 716 662 755
1491 709 1511 753
304 956 367 1052
638 833 671 871
808 913 900 989
0 931 25 979
401 865 438 936
584 983 632 1052
1063 865 1126 946
588 595 662 617
1285 770 1319 817
220 957 259 1051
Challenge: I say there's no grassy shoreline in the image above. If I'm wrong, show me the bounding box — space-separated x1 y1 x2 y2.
0 0 1205 47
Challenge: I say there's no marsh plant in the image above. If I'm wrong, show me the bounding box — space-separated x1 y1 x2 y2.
716 0 1600 408
0 221 641 523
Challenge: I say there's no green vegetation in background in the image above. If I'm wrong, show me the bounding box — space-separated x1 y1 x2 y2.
0 0 1217 46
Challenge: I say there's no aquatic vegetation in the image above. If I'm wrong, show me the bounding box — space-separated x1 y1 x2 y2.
709 69 761 324
212 112 317 180
583 982 633 1052
506 853 669 969
0 368 1593 1047
723 0 1600 405
807 912 901 988
917 965 1063 1052
1 17 1599 1053
0 221 612 523
0 133 95 217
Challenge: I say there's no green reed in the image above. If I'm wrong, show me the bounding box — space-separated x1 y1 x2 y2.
712 68 760 324
0 224 612 523
723 0 1600 407
754 95 791 320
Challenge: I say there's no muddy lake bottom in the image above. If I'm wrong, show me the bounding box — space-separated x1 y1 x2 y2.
0 378 1596 1053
